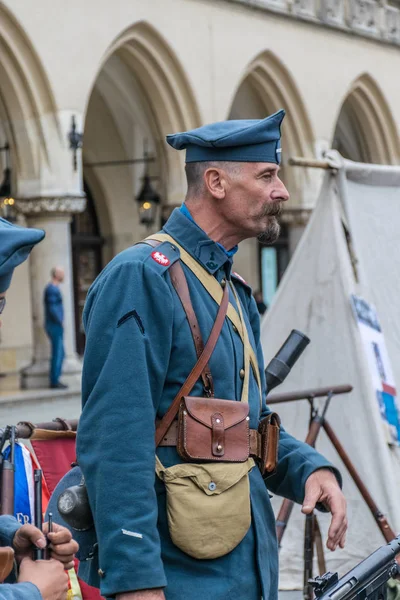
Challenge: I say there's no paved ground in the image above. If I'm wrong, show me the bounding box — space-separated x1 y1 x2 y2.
279 592 303 600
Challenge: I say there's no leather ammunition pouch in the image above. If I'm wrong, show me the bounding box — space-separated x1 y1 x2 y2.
158 408 280 475
177 396 250 462
259 412 281 476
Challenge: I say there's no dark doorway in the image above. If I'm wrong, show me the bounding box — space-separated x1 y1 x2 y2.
71 183 104 355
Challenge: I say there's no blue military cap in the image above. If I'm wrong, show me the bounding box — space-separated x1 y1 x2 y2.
0 217 45 293
166 109 285 164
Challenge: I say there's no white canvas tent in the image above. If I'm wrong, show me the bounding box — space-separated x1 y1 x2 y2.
261 152 400 589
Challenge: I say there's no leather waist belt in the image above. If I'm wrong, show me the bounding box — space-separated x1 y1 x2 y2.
157 420 263 461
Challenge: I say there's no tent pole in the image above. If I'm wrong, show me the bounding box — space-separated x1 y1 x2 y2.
288 157 335 169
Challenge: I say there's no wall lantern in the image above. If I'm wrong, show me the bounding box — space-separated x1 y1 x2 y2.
135 162 161 228
0 144 16 222
84 142 161 229
68 116 83 172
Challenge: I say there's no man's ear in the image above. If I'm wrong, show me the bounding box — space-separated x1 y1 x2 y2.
203 168 227 200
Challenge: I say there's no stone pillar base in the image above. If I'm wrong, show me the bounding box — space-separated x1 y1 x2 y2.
21 355 82 390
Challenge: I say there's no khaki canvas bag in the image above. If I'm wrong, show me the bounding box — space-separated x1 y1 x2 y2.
156 456 255 559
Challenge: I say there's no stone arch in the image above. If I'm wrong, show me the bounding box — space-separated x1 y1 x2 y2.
333 73 400 164
230 51 314 162
0 4 58 186
229 50 316 207
83 21 201 210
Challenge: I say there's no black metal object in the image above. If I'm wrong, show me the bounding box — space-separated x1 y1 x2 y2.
136 172 161 227
0 426 15 515
0 143 16 221
33 469 44 560
83 156 155 168
265 329 310 391
68 116 83 172
83 142 161 227
311 535 400 600
57 476 94 531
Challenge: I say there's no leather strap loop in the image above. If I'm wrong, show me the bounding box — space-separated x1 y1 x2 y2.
155 284 229 447
211 413 225 457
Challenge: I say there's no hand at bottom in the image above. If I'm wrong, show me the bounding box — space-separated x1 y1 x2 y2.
117 590 166 600
18 557 69 600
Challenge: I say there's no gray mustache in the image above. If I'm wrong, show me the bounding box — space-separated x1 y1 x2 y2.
262 202 283 218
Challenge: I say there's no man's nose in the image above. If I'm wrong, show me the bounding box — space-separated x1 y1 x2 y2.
272 179 290 202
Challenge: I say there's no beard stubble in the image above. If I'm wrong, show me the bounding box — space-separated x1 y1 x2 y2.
257 201 283 245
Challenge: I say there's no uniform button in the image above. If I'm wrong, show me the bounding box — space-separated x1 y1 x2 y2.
98 568 105 577
208 481 217 491
239 369 245 379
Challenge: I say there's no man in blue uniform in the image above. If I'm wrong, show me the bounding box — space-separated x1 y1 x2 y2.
77 110 347 600
0 218 78 600
44 266 67 390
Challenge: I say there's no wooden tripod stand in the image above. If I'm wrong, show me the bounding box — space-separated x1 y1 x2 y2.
267 384 398 599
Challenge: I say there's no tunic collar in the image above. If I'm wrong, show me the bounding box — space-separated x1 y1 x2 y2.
162 207 234 276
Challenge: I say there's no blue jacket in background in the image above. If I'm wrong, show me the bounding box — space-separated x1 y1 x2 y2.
44 283 63 326
0 516 41 600
77 208 340 600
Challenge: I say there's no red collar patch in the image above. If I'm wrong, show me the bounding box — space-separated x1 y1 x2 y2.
151 251 171 266
232 271 247 284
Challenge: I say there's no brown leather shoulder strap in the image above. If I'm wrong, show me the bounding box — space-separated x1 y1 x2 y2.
145 238 214 396
155 283 229 447
169 261 214 397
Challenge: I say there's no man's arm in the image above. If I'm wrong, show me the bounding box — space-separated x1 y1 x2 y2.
0 516 21 548
77 256 175 599
0 582 42 600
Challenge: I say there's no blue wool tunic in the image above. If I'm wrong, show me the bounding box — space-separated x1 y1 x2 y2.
77 208 338 600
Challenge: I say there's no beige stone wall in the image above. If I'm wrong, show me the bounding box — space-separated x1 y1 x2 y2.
0 0 399 391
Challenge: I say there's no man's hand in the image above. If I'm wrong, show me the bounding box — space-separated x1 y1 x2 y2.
13 522 78 569
12 524 46 564
116 590 166 600
302 469 347 551
18 557 69 600
44 521 79 570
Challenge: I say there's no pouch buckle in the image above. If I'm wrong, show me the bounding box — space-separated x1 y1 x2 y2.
211 412 225 457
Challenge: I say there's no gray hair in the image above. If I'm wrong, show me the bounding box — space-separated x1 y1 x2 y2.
185 161 242 198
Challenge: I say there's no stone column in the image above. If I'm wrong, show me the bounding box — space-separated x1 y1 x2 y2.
17 196 86 390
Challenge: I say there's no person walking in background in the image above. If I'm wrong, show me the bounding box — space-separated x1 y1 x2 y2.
44 267 67 390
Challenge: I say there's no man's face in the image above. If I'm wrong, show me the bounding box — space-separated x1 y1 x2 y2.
55 268 65 283
220 162 289 244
